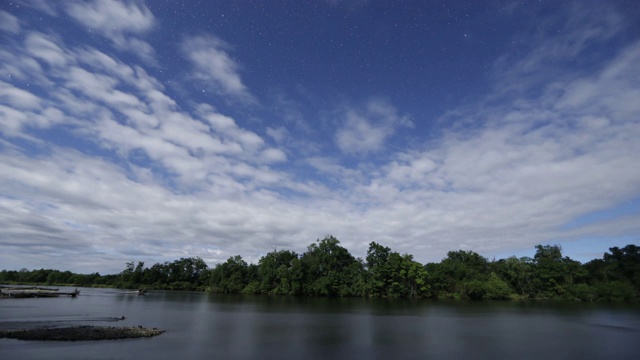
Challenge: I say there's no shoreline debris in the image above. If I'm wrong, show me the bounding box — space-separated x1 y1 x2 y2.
0 287 80 298
0 325 165 341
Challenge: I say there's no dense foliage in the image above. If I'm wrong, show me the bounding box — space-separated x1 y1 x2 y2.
426 244 640 302
2 237 638 302
0 257 210 291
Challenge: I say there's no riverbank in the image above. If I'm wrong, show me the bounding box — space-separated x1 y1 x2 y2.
0 325 165 341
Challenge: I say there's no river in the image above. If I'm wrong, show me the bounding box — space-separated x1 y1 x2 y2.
1 287 639 359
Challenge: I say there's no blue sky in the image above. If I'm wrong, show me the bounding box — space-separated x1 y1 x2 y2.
1 0 639 274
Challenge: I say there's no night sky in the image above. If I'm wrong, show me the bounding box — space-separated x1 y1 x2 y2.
1 0 639 273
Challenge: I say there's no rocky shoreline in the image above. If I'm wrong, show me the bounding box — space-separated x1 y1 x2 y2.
0 325 165 341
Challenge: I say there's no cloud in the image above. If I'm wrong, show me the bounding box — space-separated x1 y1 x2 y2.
0 80 41 109
0 146 338 273
0 41 298 273
66 0 155 35
335 99 413 155
65 0 156 63
24 32 70 68
0 11 20 33
357 41 640 257
306 156 368 189
1 29 288 188
182 35 253 101
16 0 58 17
266 127 289 143
1 1 639 273
261 148 288 163
491 2 623 97
556 42 640 119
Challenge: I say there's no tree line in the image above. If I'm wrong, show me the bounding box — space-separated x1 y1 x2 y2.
1 236 638 302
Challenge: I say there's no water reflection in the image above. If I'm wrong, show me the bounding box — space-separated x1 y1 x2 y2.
1 288 639 359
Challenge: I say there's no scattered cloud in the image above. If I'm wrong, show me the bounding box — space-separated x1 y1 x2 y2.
261 148 287 163
491 2 623 98
16 0 58 17
0 28 301 272
24 32 70 68
266 126 289 144
1 1 639 273
182 35 254 101
335 99 413 155
0 10 20 33
65 0 155 34
358 41 640 257
64 0 156 63
0 80 40 109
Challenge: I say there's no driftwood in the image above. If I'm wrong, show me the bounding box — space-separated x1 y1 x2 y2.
1 286 59 291
0 287 80 298
0 326 165 341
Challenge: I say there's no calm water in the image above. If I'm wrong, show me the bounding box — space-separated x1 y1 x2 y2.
1 287 639 360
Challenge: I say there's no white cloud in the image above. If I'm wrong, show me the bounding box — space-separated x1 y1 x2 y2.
1 30 288 191
0 147 342 272
491 2 623 97
355 43 640 258
266 126 289 143
305 156 371 196
336 111 387 154
198 108 265 152
556 41 640 119
0 45 51 86
260 148 287 163
65 67 141 109
73 48 136 80
65 0 156 63
182 35 253 101
0 105 29 135
0 11 20 33
17 0 58 17
24 32 70 68
384 156 438 186
0 81 41 109
65 0 155 35
1 2 639 273
335 99 413 155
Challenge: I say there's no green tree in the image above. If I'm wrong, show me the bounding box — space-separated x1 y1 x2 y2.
494 256 535 297
396 254 430 298
209 255 249 293
258 249 302 295
366 242 392 296
365 242 430 298
142 263 168 286
532 244 587 299
116 262 135 288
300 236 359 296
461 272 511 300
584 245 640 302
131 261 145 285
428 250 489 297
532 245 566 297
604 245 640 286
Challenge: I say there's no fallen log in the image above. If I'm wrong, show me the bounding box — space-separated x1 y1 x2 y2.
0 325 165 341
1 288 80 298
1 286 59 291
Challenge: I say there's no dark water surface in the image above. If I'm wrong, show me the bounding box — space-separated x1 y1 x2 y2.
1 287 639 359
